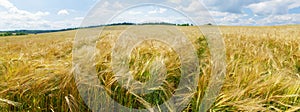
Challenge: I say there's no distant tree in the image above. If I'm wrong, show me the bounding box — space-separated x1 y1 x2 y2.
4 32 12 36
207 23 213 26
16 32 27 36
177 23 190 26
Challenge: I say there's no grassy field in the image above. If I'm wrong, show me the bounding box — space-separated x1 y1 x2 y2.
0 25 300 111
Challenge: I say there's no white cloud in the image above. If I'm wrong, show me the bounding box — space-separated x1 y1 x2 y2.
200 0 300 15
181 0 203 12
168 0 182 4
201 0 266 13
84 1 125 26
288 0 300 9
112 15 190 24
211 11 249 25
255 14 300 25
0 0 52 30
210 9 300 26
128 11 142 15
247 0 294 15
0 0 49 20
74 17 84 20
0 0 82 30
197 0 300 25
0 0 15 9
148 8 167 14
57 9 69 15
210 11 230 17
1 0 300 30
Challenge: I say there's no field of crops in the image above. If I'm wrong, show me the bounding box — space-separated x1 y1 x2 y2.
0 25 300 111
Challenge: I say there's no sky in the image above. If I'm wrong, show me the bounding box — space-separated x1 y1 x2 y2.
0 0 300 30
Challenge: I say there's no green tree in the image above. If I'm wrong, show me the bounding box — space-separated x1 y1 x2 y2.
4 32 12 36
16 32 27 36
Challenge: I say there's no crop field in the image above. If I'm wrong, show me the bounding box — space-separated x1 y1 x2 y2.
0 25 300 111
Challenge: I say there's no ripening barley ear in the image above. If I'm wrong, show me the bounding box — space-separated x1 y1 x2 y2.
1 26 300 111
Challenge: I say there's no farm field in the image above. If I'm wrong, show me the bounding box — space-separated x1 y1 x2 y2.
0 25 300 111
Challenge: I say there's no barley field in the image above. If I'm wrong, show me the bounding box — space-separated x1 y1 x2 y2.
0 25 300 111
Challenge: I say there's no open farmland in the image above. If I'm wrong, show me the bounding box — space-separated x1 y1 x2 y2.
0 25 300 111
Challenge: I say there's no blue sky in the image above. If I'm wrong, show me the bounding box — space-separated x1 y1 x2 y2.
0 0 300 30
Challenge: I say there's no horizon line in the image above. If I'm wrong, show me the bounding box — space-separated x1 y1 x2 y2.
1 22 299 32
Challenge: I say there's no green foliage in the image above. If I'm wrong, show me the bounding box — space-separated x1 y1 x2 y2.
177 23 191 26
0 32 13 36
0 32 27 37
16 32 27 36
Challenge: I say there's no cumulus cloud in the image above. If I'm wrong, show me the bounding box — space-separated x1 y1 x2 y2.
181 0 204 12
74 17 84 20
289 0 300 9
0 0 15 9
128 11 142 15
211 10 300 26
248 0 300 15
112 15 190 24
91 0 299 25
148 8 167 14
196 0 300 25
200 0 300 16
1 0 300 30
201 0 265 13
168 0 182 4
210 11 230 17
0 0 81 30
210 11 248 25
84 1 125 26
57 9 69 15
255 14 300 25
0 0 49 20
0 0 52 30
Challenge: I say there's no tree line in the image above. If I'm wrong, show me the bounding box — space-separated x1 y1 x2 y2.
0 32 27 37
